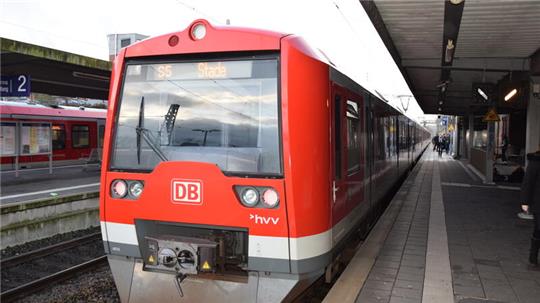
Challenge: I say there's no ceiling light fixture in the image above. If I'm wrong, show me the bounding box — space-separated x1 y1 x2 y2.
504 88 517 101
477 88 488 101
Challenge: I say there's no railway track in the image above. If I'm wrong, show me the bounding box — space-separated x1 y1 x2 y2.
0 232 107 302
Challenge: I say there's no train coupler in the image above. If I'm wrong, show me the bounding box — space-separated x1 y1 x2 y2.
143 235 217 275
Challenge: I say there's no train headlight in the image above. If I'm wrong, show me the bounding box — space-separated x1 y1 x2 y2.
111 180 127 198
262 188 279 208
241 187 259 207
129 181 144 198
191 23 207 40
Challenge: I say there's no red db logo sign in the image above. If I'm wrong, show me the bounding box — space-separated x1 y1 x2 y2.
172 179 202 204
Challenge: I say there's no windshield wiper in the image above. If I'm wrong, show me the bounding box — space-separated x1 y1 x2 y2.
136 97 168 164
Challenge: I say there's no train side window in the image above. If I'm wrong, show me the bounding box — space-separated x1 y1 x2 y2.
346 100 360 174
52 124 66 150
72 125 90 148
334 95 342 180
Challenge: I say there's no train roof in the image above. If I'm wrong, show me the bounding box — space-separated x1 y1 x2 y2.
125 19 288 58
121 19 424 130
0 101 106 119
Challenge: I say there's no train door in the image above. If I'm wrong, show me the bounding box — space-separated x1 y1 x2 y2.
366 94 379 226
68 122 93 160
51 123 67 161
343 92 364 212
331 85 348 223
97 120 105 148
366 95 374 222
396 116 400 175
96 119 105 163
407 121 411 167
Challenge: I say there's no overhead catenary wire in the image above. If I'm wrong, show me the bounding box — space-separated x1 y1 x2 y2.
173 0 224 25
0 20 104 49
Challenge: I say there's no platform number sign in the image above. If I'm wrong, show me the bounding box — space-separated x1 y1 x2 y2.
0 75 31 97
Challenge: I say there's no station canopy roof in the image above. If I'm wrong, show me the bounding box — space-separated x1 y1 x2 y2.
362 0 540 115
1 38 111 100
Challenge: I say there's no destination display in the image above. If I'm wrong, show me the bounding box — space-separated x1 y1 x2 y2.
129 61 254 81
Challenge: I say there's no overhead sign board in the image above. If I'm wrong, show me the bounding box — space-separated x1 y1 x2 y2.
440 116 448 126
0 75 31 97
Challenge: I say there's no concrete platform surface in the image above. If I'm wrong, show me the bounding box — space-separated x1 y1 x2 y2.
351 150 539 303
0 164 100 205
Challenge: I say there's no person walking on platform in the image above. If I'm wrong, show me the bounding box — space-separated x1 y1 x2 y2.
521 148 540 266
437 134 445 157
432 135 439 151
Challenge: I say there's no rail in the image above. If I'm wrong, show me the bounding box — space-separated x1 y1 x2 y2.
0 232 102 268
0 232 106 302
0 256 108 302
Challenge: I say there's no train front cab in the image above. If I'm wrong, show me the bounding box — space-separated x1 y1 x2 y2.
100 21 335 303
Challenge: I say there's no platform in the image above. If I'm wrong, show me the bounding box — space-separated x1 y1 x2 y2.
326 150 539 303
0 164 100 205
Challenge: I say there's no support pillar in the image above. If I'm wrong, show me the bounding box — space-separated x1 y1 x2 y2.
468 113 474 161
525 76 540 167
485 121 495 184
460 116 467 158
452 116 459 157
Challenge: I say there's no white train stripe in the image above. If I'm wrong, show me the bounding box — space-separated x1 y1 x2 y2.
102 198 366 261
104 222 138 245
289 230 332 260
103 221 291 260
103 221 329 261
100 221 109 242
248 235 289 259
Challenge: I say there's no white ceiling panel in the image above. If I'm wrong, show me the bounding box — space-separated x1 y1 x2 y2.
374 0 445 60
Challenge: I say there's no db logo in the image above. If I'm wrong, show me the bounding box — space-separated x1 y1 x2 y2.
171 179 202 204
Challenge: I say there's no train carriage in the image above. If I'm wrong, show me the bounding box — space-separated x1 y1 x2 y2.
100 19 429 302
0 101 106 170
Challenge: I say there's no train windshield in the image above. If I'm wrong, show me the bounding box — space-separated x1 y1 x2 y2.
111 58 281 175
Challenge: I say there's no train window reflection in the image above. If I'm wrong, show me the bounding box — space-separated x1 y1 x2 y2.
111 58 281 175
72 125 90 148
346 100 360 174
334 95 342 180
52 124 65 150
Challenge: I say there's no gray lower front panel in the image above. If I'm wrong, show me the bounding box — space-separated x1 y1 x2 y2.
106 241 142 258
247 251 331 274
107 255 321 303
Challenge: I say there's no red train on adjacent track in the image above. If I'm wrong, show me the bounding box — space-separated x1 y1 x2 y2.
100 20 430 302
0 101 106 170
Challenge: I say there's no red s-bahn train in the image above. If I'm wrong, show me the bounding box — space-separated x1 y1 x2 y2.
0 101 106 170
100 19 430 302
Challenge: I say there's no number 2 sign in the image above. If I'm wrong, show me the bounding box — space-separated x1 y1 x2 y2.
0 75 31 97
